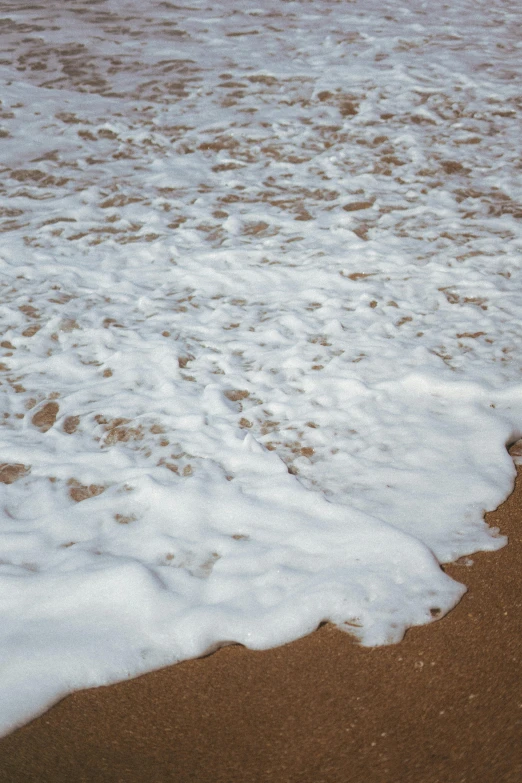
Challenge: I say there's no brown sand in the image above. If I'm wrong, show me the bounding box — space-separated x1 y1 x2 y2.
1 470 521 783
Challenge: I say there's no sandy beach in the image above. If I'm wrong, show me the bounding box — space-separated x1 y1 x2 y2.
0 465 520 783
1 1 522 779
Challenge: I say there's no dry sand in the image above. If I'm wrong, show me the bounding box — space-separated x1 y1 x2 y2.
0 467 521 783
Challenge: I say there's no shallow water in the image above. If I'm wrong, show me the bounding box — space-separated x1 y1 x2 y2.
1 0 522 735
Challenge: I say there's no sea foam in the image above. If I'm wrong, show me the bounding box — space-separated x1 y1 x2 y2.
0 0 521 735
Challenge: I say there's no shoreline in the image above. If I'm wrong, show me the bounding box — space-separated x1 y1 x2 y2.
0 468 521 782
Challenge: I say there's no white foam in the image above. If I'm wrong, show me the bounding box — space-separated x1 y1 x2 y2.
0 0 521 736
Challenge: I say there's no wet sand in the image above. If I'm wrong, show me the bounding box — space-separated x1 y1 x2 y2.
0 468 521 783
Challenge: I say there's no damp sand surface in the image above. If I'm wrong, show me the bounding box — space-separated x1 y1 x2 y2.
1 0 522 737
1 467 521 783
